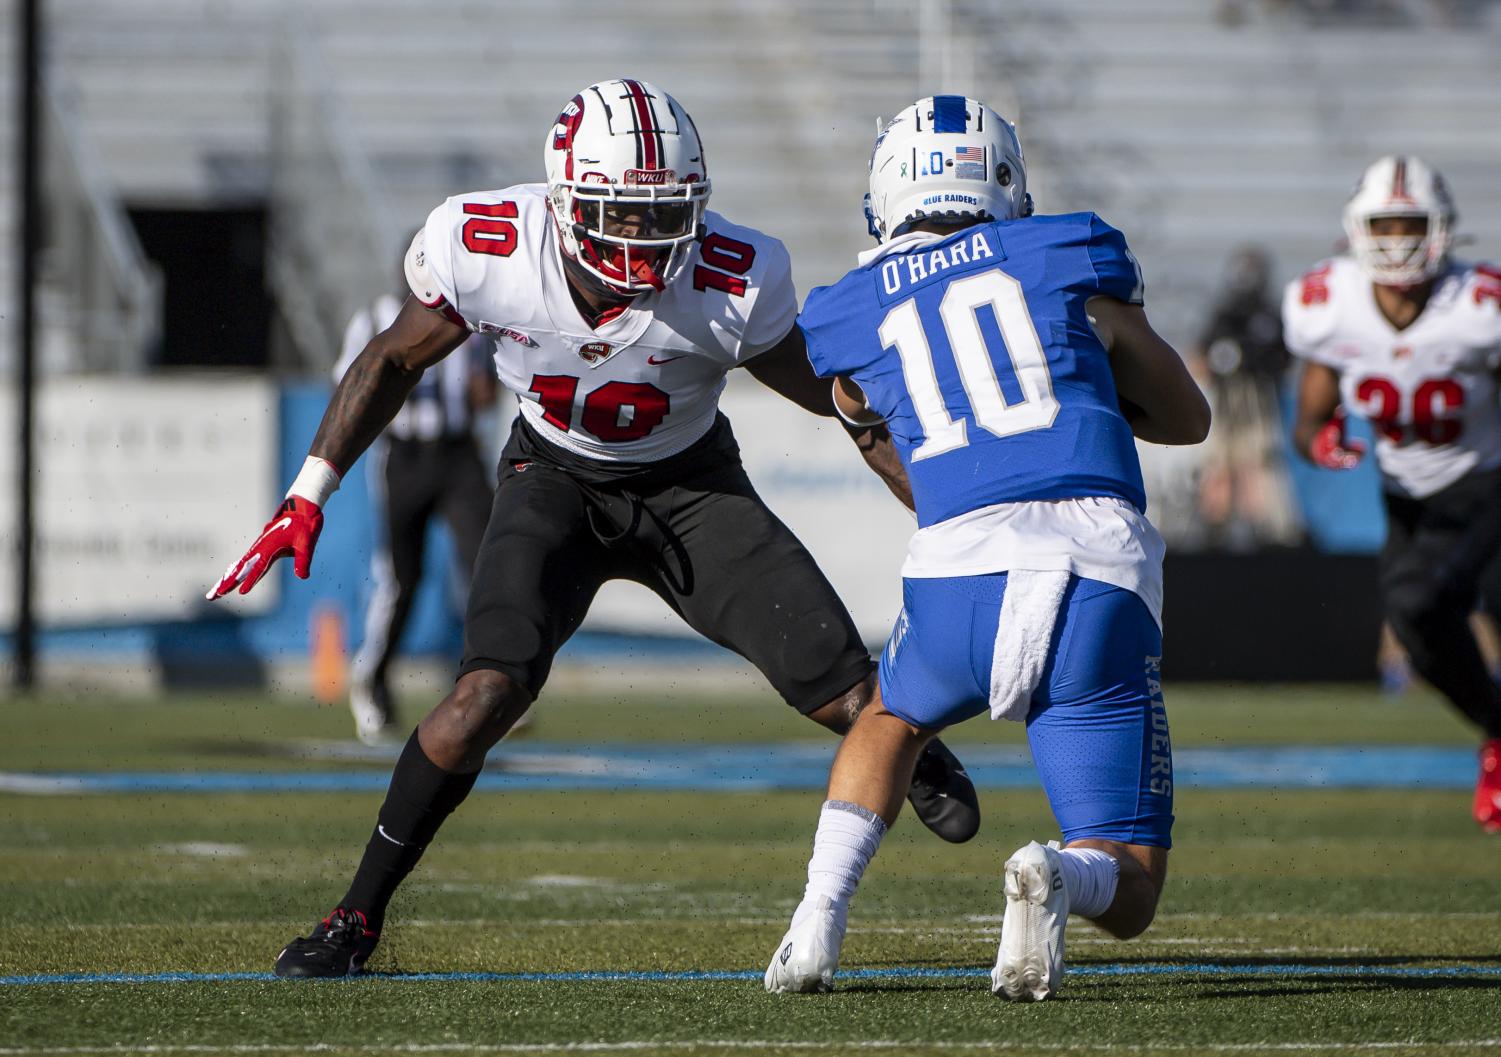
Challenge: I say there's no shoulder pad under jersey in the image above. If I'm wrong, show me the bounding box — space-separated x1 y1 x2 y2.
405 228 443 309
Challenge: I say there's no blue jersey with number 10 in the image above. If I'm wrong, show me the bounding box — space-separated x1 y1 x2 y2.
800 212 1147 528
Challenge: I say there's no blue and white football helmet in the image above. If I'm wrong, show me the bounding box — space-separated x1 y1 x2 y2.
865 95 1032 243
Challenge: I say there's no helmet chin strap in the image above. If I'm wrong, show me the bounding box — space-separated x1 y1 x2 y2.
629 252 667 292
569 224 668 294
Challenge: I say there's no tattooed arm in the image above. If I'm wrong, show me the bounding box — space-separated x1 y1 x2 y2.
205 296 473 599
828 375 914 512
309 296 472 471
845 418 914 511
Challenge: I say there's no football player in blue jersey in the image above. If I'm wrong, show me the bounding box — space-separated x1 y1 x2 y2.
763 96 1209 1001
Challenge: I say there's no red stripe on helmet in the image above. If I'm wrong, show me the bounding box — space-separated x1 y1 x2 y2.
642 89 667 171
1390 157 1412 203
621 79 660 172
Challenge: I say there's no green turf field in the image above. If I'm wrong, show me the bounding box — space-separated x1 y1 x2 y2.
2 682 1498 1056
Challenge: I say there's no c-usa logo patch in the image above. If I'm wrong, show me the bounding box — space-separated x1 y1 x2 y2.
477 321 538 348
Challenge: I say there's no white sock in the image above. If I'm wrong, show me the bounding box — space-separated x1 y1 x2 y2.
794 800 888 925
1057 847 1120 919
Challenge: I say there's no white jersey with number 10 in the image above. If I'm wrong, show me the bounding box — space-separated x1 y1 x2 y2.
406 183 797 463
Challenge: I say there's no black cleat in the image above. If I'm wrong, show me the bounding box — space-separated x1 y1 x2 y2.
908 738 981 843
273 907 380 978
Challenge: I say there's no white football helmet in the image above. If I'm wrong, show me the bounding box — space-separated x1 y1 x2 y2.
544 79 711 294
865 95 1031 243
1342 155 1456 286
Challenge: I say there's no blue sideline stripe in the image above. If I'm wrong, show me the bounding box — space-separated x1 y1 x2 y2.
0 744 1478 795
3 963 1499 987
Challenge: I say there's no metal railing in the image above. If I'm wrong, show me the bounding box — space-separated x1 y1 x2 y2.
266 21 404 370
39 76 163 373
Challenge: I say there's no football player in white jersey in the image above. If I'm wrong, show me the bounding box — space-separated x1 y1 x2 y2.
206 79 981 977
1286 155 1501 832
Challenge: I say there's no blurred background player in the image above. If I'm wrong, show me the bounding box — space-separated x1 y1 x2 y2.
1285 155 1501 832
763 96 1209 999
1192 244 1302 550
207 78 981 977
334 274 498 744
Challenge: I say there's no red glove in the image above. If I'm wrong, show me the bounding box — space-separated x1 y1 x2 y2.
1310 409 1366 470
206 496 324 600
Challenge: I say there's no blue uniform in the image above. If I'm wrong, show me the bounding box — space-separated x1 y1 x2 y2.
800 213 1173 847
801 213 1146 528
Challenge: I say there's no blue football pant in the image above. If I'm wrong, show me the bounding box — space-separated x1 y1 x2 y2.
878 572 1173 847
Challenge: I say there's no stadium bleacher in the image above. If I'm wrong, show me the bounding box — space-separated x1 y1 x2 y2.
958 0 1501 340
1 0 1497 367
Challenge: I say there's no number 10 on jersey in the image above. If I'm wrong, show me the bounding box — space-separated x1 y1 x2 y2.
879 269 1060 461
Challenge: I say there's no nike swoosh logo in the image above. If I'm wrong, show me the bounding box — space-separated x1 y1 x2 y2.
377 824 413 848
269 518 292 533
647 354 686 366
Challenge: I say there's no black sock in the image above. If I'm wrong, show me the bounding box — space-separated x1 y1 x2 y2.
339 730 479 932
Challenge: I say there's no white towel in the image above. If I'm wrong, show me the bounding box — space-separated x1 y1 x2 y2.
988 569 1071 722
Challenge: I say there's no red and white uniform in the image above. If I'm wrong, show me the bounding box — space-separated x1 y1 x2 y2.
408 183 796 463
1283 256 1501 498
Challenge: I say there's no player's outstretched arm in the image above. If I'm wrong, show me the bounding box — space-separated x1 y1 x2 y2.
1090 297 1211 445
206 298 470 600
1292 361 1364 469
846 418 915 511
831 375 915 511
742 326 837 417
744 329 916 509
309 297 471 470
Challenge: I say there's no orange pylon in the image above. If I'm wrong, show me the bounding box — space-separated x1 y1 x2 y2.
310 605 347 705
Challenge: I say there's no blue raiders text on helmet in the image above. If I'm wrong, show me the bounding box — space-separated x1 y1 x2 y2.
865 95 1032 243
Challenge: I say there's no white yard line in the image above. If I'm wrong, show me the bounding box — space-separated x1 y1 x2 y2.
20 912 1500 931
3 1040 1501 1055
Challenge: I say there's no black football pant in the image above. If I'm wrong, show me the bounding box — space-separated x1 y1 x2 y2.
353 436 493 691
1380 467 1501 739
458 415 873 712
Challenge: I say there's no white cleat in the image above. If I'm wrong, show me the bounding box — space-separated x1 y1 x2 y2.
992 840 1069 1002
764 895 847 994
349 680 397 746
